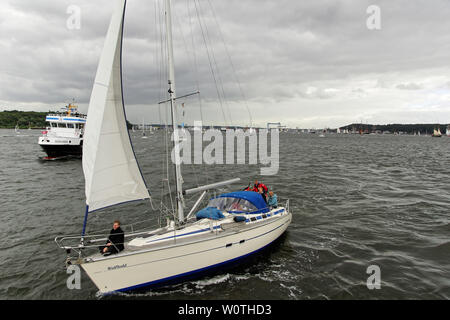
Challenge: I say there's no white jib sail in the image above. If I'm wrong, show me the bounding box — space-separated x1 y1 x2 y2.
83 0 150 213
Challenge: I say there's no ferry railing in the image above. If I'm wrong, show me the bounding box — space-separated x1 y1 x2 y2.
46 113 87 119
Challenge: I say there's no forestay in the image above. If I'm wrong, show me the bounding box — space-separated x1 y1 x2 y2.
83 0 149 213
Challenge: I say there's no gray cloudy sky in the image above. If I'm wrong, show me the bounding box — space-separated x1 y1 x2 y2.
1 0 450 128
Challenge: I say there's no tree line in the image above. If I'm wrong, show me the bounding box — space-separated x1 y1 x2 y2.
0 110 51 129
0 110 134 129
340 123 449 134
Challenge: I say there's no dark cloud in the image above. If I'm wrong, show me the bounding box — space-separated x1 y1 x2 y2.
1 0 450 127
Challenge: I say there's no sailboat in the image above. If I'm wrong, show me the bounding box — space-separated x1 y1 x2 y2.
446 125 450 137
15 123 20 134
55 0 291 294
432 126 442 137
246 127 257 135
141 119 148 139
319 129 325 137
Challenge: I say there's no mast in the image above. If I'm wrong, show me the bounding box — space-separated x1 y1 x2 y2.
165 0 185 223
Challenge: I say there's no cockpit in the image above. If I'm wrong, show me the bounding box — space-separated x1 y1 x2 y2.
207 196 259 213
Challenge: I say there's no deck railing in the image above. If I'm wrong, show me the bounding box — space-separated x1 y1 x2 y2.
55 201 290 260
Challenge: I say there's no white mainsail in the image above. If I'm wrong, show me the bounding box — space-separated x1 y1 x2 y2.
83 0 149 213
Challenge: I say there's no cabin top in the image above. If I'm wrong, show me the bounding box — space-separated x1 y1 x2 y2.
45 104 86 124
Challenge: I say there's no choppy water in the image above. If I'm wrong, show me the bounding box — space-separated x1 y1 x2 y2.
0 129 449 300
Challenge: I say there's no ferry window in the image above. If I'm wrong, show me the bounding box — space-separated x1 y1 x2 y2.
58 123 66 128
67 123 74 128
50 123 57 128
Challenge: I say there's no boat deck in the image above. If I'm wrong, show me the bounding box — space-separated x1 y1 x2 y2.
82 208 287 263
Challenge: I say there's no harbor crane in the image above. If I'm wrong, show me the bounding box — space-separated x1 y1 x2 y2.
267 122 281 130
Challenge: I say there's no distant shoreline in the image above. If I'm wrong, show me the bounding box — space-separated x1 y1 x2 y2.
1 110 449 133
338 123 449 135
0 110 51 129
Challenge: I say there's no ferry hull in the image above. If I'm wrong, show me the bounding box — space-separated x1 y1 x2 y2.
39 144 82 158
81 212 291 294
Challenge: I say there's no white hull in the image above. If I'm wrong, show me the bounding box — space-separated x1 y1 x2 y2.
81 210 291 294
39 136 83 146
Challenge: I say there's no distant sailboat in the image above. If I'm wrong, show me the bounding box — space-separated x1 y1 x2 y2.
432 126 442 137
15 123 20 134
142 119 148 139
245 127 257 135
446 125 450 137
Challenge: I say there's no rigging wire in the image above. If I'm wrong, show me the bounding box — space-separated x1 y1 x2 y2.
153 0 253 219
186 0 210 188
193 0 243 186
193 0 229 127
187 0 204 126
195 0 235 128
195 0 234 128
206 0 253 128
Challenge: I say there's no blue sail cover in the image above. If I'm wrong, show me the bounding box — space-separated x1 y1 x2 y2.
196 207 225 220
213 191 269 214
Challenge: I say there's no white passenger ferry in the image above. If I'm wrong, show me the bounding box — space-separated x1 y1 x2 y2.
38 103 86 158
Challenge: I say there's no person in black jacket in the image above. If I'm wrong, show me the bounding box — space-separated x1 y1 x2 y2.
99 220 125 256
